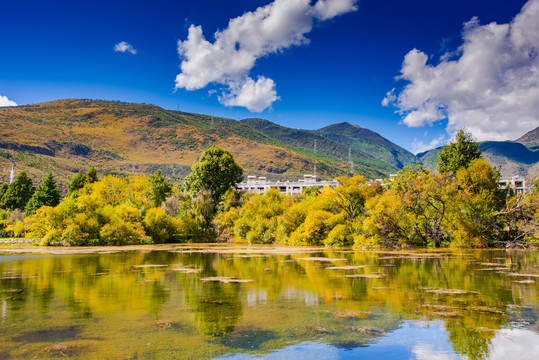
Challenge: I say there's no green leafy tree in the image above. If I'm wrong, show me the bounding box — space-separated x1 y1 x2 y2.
185 146 243 205
437 129 482 173
25 173 62 215
149 169 172 207
0 172 35 210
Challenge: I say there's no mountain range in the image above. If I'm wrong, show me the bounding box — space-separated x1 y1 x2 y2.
0 99 538 191
418 128 539 180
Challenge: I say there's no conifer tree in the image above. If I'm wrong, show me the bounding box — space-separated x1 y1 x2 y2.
25 173 61 214
0 172 35 210
87 167 98 184
437 129 482 173
68 171 88 194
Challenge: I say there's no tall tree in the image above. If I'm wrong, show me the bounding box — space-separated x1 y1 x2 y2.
437 129 482 173
149 169 172 207
25 173 61 214
185 146 243 205
0 172 35 210
67 167 98 196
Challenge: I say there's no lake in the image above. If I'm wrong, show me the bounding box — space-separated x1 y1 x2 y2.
0 245 538 359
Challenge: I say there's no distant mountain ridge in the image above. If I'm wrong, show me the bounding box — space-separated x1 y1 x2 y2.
418 126 539 179
313 122 419 169
0 99 412 188
240 118 405 175
4 99 537 188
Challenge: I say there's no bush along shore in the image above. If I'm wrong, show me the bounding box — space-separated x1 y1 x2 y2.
1 136 538 249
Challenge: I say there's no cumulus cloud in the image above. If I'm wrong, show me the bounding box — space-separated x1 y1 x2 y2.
114 41 137 54
0 95 17 107
384 0 539 142
175 0 358 112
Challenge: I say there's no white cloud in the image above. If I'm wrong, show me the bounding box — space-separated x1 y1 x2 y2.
489 328 539 360
114 41 137 54
384 0 539 142
412 343 461 360
175 0 358 112
219 76 278 112
411 134 446 154
0 95 17 107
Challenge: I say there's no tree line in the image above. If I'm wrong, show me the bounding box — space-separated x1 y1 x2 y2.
1 132 538 247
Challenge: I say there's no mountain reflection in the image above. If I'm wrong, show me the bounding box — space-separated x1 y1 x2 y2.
0 247 537 359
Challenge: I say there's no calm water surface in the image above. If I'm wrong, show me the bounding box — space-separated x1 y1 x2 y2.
0 245 538 359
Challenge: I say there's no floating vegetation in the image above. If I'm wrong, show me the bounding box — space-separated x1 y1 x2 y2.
480 262 505 266
477 267 509 271
422 304 460 311
350 326 385 335
235 255 268 258
470 305 504 314
200 277 253 283
0 289 23 293
306 326 329 333
154 320 172 330
43 343 88 357
514 279 536 284
345 274 385 279
431 311 463 317
44 344 69 357
424 288 473 295
295 257 347 262
133 264 167 268
326 265 368 270
171 265 202 274
332 310 371 319
507 273 539 278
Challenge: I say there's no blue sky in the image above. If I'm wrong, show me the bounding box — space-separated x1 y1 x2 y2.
1 0 537 153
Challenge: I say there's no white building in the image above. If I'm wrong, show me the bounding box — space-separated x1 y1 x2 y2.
237 174 339 195
498 175 528 194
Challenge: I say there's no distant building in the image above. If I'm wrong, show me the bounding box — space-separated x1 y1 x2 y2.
237 174 339 195
498 175 529 194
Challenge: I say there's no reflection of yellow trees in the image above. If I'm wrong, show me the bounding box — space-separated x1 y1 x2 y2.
0 249 537 360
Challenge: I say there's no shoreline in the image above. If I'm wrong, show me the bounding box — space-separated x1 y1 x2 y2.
0 242 536 255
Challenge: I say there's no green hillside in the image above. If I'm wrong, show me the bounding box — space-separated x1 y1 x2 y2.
313 122 420 169
0 99 399 189
417 139 539 179
241 118 395 177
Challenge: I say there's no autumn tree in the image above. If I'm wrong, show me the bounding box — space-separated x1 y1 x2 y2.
437 129 482 173
185 146 243 205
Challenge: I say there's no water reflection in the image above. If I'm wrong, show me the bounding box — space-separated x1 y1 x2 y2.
0 247 537 359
